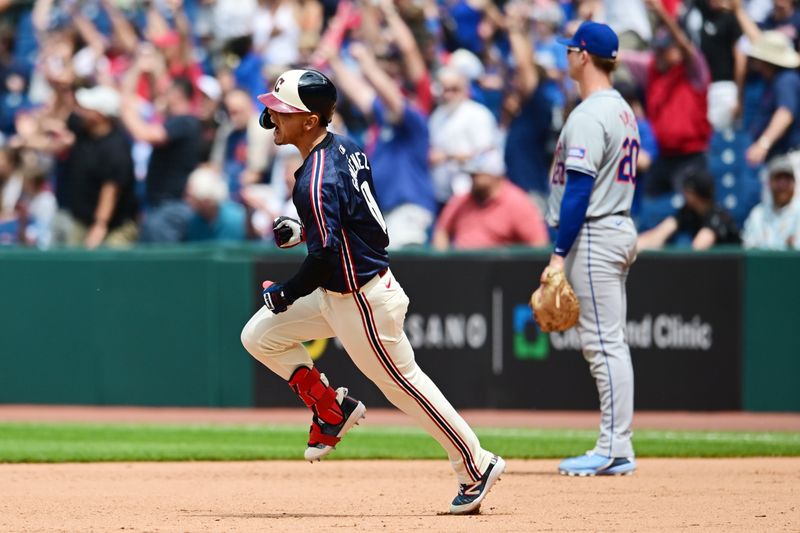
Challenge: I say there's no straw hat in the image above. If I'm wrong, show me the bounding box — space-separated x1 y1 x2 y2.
747 31 800 69
75 85 120 117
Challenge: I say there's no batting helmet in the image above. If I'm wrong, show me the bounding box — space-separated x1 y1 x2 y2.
257 69 337 130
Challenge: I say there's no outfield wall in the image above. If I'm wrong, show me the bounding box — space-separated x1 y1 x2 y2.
0 246 797 411
0 246 255 407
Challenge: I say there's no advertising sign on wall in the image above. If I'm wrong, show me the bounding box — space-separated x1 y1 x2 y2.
253 253 741 410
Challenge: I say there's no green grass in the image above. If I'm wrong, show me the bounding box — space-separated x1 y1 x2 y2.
0 422 799 463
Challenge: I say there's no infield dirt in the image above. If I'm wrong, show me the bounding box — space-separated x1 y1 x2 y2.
2 407 799 531
1 458 798 532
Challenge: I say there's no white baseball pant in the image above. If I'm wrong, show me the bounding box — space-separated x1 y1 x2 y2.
241 269 494 483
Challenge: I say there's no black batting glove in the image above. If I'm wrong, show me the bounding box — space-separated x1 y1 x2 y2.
262 281 292 314
273 216 305 248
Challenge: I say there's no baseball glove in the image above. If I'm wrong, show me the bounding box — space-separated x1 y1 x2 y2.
530 268 580 332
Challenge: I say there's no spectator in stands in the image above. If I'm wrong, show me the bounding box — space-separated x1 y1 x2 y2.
502 2 556 198
253 0 303 68
185 166 246 242
683 0 744 132
121 72 201 243
0 146 22 220
18 161 56 249
530 1 569 83
742 155 800 249
224 35 267 106
214 88 261 200
3 0 794 252
9 106 77 246
326 42 436 248
445 0 496 55
638 170 741 250
0 67 31 138
148 2 202 89
742 30 800 169
241 148 303 241
603 0 652 51
433 149 549 250
196 75 224 163
624 0 713 197
213 0 259 44
374 0 435 116
757 0 800 49
65 85 138 248
429 66 500 208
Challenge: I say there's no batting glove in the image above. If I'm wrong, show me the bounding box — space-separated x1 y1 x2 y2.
273 216 305 248
262 280 291 314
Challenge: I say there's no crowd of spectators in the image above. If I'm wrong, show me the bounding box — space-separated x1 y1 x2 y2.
0 0 798 251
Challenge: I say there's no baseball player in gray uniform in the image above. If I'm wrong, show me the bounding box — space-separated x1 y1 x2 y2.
543 22 639 476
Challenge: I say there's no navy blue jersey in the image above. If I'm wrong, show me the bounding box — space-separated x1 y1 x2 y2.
293 132 390 293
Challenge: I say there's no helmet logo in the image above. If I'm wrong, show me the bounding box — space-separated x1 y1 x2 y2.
275 78 285 92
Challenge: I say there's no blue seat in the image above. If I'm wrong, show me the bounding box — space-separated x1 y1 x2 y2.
708 128 762 229
637 192 681 232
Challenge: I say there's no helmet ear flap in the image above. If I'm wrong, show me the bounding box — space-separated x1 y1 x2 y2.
259 108 275 129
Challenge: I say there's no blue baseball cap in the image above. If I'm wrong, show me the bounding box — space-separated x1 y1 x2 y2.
557 21 619 60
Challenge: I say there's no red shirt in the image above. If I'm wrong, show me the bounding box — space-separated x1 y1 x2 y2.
646 49 712 156
436 180 549 249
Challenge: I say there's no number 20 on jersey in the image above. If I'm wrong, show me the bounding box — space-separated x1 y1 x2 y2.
617 137 639 185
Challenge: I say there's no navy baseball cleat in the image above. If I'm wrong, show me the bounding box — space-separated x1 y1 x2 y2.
304 387 366 462
449 455 506 515
558 451 636 476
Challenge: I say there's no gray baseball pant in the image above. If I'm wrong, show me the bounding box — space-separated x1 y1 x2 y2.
564 214 637 458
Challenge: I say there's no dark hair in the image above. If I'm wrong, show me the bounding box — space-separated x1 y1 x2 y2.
682 171 715 201
590 54 617 74
614 80 641 103
171 76 195 101
224 35 253 60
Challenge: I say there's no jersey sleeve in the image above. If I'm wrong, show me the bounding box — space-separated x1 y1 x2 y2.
304 149 343 254
562 112 605 178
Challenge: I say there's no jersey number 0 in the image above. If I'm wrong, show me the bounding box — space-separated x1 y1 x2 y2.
360 181 388 233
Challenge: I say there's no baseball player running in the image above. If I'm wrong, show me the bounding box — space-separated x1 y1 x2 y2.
240 69 504 514
542 23 639 476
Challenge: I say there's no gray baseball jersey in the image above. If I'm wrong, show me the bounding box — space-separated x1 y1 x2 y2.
546 89 639 226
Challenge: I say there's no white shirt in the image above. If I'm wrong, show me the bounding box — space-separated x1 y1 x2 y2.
26 190 57 249
253 3 300 67
428 99 499 202
742 199 800 250
214 0 258 41
601 0 652 42
1 173 23 218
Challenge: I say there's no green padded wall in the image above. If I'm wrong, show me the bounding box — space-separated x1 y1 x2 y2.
0 247 254 406
1 246 799 411
742 251 800 411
